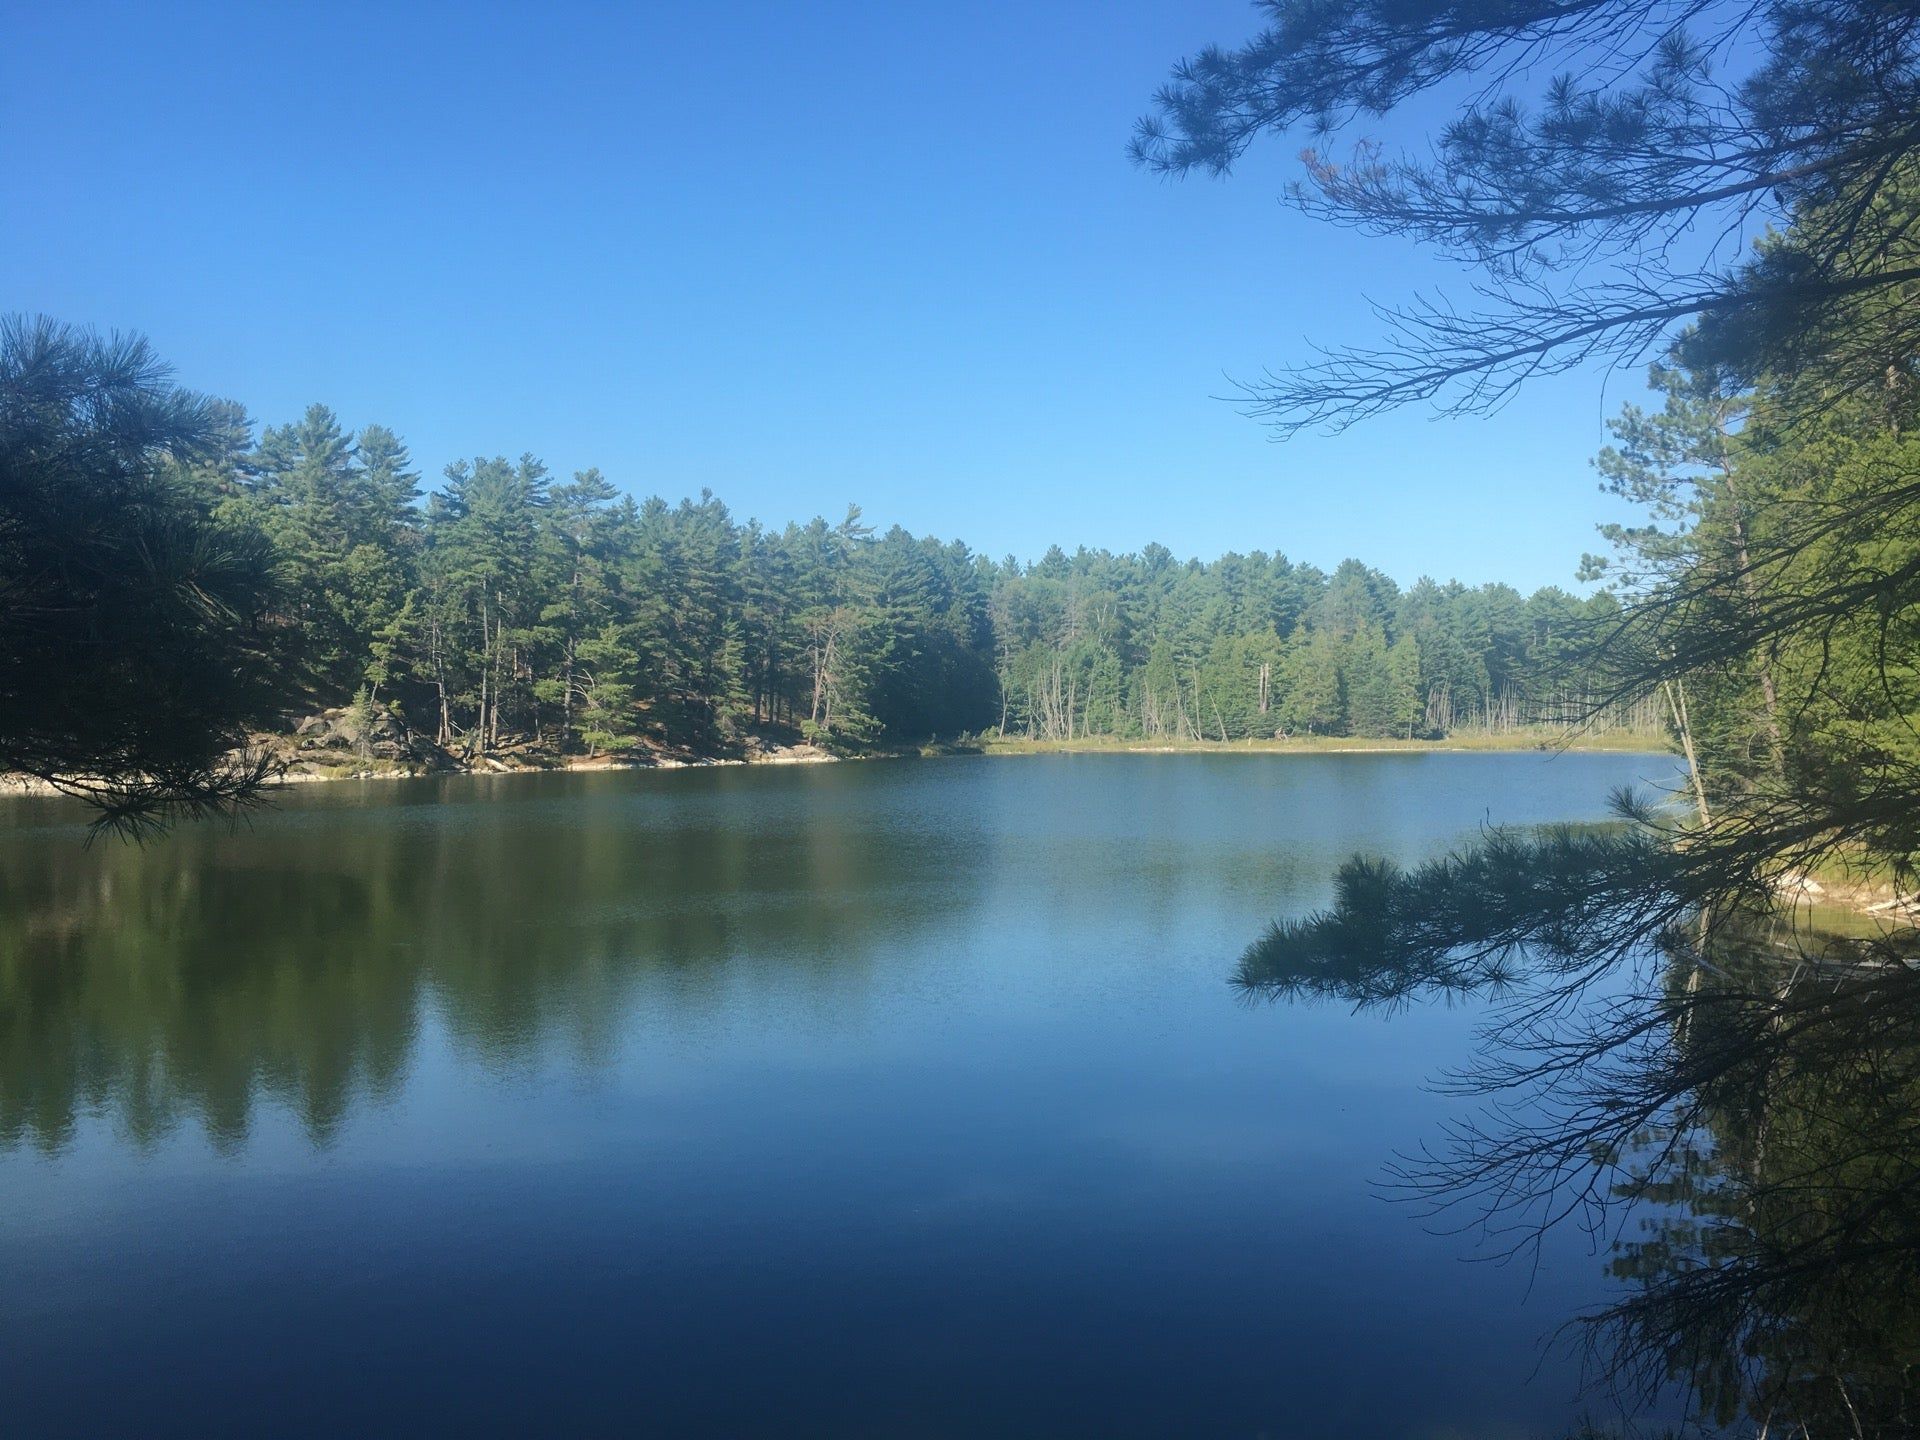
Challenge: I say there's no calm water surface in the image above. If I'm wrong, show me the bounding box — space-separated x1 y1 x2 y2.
0 752 1682 1437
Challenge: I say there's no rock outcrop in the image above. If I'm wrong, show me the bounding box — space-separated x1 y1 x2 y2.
273 700 455 775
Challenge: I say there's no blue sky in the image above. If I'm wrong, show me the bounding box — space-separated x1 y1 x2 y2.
5 1 1648 592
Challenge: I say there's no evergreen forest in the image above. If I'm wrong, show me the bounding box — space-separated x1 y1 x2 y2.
172 399 1641 758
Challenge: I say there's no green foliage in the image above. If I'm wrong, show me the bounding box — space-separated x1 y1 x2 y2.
1229 178 1920 1440
572 625 642 755
1135 2 1920 433
14 331 1628 773
235 404 418 696
0 316 282 833
224 407 1635 748
1139 7 1920 1429
173 398 1608 754
989 547 1619 742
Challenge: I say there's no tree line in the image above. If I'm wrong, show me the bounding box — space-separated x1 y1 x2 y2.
174 398 1641 758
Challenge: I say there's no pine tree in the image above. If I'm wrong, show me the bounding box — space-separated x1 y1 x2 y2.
0 317 281 832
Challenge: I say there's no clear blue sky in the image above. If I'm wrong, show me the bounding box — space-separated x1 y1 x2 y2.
5 0 1646 593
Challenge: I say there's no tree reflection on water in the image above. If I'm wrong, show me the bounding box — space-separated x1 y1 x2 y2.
1248 873 1920 1437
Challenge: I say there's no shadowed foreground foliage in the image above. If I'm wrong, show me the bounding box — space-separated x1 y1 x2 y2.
1137 1 1920 435
1602 939 1920 1435
0 316 281 834
1148 3 1920 1431
1240 828 1920 1434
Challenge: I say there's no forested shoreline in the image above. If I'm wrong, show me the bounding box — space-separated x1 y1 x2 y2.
178 402 1652 763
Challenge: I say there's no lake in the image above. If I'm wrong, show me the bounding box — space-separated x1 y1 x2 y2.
0 752 1683 1438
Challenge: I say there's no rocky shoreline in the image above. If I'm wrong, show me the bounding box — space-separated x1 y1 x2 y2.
265 701 838 782
1 701 838 799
